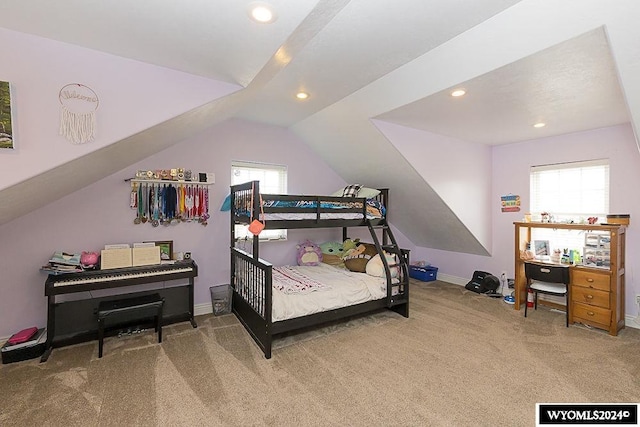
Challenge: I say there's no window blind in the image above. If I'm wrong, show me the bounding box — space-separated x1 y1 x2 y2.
529 159 610 257
530 159 609 221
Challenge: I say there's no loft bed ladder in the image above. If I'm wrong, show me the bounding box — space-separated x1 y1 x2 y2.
367 221 410 310
343 221 410 315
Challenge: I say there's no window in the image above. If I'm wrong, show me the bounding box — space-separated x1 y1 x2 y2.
232 160 287 241
529 159 609 253
530 159 609 221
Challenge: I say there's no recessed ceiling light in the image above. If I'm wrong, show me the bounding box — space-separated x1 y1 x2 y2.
450 89 466 97
296 92 309 100
533 122 546 128
249 2 277 23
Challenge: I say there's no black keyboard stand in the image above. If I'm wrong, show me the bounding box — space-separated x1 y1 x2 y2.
41 260 198 362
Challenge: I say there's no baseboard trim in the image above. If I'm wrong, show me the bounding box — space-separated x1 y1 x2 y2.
436 273 467 286
195 302 213 317
435 273 640 330
625 315 640 330
2 284 637 344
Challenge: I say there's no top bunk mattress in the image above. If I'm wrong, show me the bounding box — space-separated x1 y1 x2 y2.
261 198 385 220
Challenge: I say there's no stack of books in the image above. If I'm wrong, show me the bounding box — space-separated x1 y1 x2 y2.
41 251 83 274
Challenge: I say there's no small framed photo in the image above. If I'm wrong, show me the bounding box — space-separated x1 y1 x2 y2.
1 81 16 150
533 240 550 257
147 240 173 260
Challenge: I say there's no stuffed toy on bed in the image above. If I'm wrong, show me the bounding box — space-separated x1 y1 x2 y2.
343 240 377 273
342 238 360 256
296 240 323 266
319 241 345 267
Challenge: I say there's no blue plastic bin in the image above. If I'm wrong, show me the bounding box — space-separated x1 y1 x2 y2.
409 265 438 282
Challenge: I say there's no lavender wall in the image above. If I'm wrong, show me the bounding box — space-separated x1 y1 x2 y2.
0 118 348 338
0 27 239 191
410 123 640 320
374 120 492 251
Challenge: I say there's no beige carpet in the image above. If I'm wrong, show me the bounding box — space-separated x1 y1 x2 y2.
1 280 639 426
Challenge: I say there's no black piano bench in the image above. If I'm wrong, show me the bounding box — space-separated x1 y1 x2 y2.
97 293 164 358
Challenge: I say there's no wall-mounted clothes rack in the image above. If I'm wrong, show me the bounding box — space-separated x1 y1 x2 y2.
128 179 211 227
127 178 214 185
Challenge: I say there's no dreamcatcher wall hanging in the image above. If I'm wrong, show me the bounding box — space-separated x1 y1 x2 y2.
58 83 99 144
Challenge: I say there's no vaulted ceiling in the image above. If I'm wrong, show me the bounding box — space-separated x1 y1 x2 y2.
0 0 637 254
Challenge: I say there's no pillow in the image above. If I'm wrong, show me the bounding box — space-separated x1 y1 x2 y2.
366 253 399 278
341 184 362 197
343 242 377 273
357 187 381 199
220 194 232 211
331 185 380 199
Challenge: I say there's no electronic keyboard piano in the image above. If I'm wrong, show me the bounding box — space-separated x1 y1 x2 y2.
45 261 197 295
42 260 198 362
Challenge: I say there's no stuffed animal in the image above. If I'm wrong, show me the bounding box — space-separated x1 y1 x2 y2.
343 241 377 273
80 251 100 268
366 252 399 278
296 240 323 266
319 241 344 267
519 249 536 261
341 238 360 257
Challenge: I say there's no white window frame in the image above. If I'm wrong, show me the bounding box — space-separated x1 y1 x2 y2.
529 159 610 255
232 160 287 241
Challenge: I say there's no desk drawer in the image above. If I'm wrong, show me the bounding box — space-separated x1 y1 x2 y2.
572 302 611 327
571 269 610 292
571 286 610 309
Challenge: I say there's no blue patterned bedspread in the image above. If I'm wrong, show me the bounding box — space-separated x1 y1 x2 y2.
262 198 386 216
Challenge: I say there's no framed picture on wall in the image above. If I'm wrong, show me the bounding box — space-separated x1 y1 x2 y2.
147 240 173 261
0 81 15 150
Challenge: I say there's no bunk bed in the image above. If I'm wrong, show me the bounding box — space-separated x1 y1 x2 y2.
230 180 410 359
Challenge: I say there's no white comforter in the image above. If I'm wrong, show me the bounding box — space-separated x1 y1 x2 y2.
272 263 387 322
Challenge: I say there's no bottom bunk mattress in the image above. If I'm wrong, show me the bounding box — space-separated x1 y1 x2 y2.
271 263 388 322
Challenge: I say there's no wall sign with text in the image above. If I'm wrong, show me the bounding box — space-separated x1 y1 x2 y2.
501 194 520 212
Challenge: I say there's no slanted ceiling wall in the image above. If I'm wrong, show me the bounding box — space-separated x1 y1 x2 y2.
374 120 492 252
0 27 240 192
